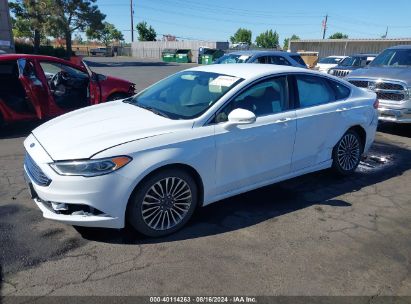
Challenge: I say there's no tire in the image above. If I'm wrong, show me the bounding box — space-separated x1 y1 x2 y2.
127 169 198 237
332 129 363 176
106 93 129 102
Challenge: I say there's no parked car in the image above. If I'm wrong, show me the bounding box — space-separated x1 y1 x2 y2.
90 47 113 57
328 54 377 78
214 51 307 68
0 54 135 129
347 45 411 123
315 56 348 73
23 64 378 237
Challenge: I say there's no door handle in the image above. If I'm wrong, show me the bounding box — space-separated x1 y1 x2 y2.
275 117 292 123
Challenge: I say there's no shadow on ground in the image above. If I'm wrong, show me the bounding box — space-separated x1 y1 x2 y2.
84 60 180 68
378 122 411 138
75 139 411 245
0 121 42 140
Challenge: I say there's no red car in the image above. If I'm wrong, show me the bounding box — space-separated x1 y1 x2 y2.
0 54 135 129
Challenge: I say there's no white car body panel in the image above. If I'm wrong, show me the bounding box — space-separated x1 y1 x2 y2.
23 64 378 229
315 56 348 73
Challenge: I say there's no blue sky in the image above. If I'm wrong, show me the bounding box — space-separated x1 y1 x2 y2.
96 0 411 44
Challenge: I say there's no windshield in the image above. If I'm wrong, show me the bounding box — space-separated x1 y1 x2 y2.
215 54 250 64
125 71 243 120
319 57 343 64
370 49 411 67
339 56 362 67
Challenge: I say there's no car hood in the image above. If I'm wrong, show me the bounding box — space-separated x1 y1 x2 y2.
348 67 411 86
32 101 191 160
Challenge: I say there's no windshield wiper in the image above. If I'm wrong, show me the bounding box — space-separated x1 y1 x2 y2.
136 103 170 118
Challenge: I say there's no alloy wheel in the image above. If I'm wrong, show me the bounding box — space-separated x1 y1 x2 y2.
141 177 192 231
337 133 361 171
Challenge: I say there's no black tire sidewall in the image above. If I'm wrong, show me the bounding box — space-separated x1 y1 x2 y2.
332 130 363 176
127 169 198 237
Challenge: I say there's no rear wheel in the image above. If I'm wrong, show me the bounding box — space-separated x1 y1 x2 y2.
332 129 363 176
127 169 198 237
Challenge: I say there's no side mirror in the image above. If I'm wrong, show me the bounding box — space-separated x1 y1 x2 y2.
226 108 256 126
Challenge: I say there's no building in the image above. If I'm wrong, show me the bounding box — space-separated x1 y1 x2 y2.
0 0 14 53
131 40 229 63
289 38 411 58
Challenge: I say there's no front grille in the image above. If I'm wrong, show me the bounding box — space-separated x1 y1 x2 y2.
348 80 368 88
375 82 404 90
333 70 351 77
348 78 408 102
24 153 51 186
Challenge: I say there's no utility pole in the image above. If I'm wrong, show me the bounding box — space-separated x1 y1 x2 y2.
130 0 134 42
322 14 328 39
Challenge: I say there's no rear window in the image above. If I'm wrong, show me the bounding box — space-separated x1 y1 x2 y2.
327 80 351 100
290 55 306 66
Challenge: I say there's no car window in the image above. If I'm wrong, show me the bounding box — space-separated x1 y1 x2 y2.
254 56 269 64
269 56 291 66
40 62 88 80
327 79 351 100
214 76 288 123
290 55 306 66
296 75 336 107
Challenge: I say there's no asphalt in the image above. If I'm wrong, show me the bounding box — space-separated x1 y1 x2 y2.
0 57 410 297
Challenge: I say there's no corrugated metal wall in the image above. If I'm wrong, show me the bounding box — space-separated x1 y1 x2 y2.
289 39 411 58
131 41 229 62
0 0 14 53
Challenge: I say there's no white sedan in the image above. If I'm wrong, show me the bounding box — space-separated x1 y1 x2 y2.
23 64 378 237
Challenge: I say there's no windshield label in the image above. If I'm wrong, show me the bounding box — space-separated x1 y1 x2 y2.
210 76 240 87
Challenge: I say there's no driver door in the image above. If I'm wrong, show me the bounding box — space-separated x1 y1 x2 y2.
211 76 297 196
38 61 91 116
17 59 49 119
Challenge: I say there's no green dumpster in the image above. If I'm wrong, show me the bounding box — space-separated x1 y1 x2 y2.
162 49 177 62
201 49 224 64
175 49 192 63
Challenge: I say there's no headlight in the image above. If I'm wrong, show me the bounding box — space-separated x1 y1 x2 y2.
328 69 334 75
50 156 132 177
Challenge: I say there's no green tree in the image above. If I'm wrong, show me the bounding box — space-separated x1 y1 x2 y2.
255 30 279 49
48 0 106 55
328 32 348 39
9 0 51 53
283 34 300 50
230 28 252 45
136 21 157 41
86 22 124 47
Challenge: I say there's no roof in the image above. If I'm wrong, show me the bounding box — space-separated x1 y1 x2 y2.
187 63 308 80
350 53 378 57
227 50 299 56
0 53 85 70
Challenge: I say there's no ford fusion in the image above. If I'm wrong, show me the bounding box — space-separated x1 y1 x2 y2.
24 64 378 237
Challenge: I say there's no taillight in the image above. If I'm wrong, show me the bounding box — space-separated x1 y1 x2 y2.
373 98 379 109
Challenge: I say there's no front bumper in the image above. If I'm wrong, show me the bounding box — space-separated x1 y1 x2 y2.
23 134 134 229
378 105 411 123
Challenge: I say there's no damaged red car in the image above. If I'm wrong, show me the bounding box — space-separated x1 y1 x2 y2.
0 54 135 129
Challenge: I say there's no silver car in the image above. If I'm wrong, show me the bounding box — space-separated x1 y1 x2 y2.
214 50 307 68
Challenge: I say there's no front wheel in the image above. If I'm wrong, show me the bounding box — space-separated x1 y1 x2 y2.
127 169 198 237
332 130 363 176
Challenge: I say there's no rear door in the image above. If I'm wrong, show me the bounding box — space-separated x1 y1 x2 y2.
17 58 50 119
291 74 352 171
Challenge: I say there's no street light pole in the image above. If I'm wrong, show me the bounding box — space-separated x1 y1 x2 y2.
131 0 134 42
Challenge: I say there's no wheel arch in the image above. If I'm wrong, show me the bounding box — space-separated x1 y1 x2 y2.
127 162 205 211
347 125 366 152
